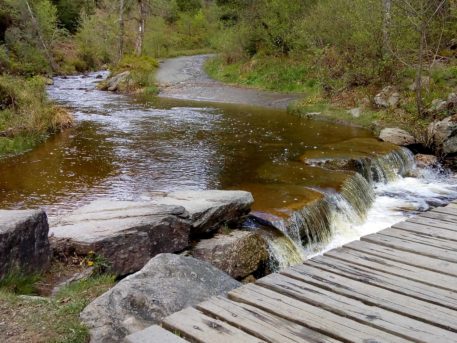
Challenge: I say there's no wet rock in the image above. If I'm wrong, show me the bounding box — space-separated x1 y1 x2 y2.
49 200 191 276
374 86 400 108
428 115 457 154
415 154 438 168
0 209 50 279
191 230 268 279
81 254 240 343
96 74 104 79
348 108 361 118
379 128 415 146
151 190 254 236
45 78 54 85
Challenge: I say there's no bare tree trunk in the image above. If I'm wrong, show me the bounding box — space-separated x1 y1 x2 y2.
415 24 426 117
382 0 392 58
118 0 125 61
24 0 58 72
134 0 146 56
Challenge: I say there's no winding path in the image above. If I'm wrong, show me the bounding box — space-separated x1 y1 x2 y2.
155 55 298 109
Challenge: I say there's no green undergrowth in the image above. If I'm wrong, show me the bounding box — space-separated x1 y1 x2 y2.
207 55 457 141
0 274 115 343
0 75 73 158
100 55 160 94
205 55 320 94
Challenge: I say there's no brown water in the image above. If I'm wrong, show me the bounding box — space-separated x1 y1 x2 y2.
0 72 373 214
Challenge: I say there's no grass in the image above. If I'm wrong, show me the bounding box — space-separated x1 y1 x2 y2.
0 274 115 343
0 75 73 158
206 54 457 141
205 55 320 94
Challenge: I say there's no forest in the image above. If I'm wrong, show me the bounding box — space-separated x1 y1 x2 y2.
1 0 457 156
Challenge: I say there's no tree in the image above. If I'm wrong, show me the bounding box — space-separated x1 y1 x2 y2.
134 0 147 56
382 0 392 58
118 0 125 60
24 0 58 71
392 0 448 116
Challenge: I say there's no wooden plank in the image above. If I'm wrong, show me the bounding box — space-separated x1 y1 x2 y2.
325 247 457 291
283 264 457 332
361 232 457 263
125 325 189 343
228 284 408 343
345 240 457 277
407 216 457 232
258 273 457 342
393 220 457 241
162 307 265 343
420 211 457 224
378 227 457 250
432 206 457 217
308 256 457 310
197 296 339 343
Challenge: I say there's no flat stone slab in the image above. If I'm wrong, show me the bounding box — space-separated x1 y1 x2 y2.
151 190 254 236
0 209 50 278
50 200 191 275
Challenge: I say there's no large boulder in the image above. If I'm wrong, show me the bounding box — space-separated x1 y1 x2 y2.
379 127 415 146
151 190 254 236
99 71 131 92
81 254 240 343
49 201 191 276
191 230 268 279
374 86 400 108
0 209 50 279
428 114 457 154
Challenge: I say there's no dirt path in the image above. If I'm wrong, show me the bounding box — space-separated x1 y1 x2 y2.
155 55 298 109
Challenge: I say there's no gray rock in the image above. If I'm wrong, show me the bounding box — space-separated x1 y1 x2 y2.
49 200 191 275
374 86 400 108
408 76 431 91
191 230 268 279
81 254 240 343
429 99 448 113
151 190 254 236
348 108 361 118
415 154 438 168
379 128 415 146
428 115 457 154
105 71 131 92
0 209 50 279
124 325 185 343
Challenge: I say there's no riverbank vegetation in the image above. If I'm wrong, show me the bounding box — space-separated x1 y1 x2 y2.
0 272 114 343
206 0 457 136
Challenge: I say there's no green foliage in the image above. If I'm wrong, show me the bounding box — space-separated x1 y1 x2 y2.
0 75 72 157
0 274 115 343
0 271 42 295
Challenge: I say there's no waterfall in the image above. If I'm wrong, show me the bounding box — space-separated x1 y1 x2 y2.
369 147 415 183
242 216 306 272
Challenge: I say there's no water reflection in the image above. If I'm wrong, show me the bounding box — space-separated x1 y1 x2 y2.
0 73 371 213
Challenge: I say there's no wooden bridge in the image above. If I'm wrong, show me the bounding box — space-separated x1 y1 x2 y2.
126 201 457 343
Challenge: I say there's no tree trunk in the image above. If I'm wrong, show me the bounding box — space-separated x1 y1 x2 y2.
134 0 146 56
24 0 58 72
382 0 392 58
415 24 426 117
118 0 125 61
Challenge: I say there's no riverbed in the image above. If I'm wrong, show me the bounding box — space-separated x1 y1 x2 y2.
1 57 457 260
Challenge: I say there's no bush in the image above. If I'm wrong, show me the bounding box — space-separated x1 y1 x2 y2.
0 75 72 157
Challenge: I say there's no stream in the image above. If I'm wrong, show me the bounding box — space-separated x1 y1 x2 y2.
1 65 457 268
